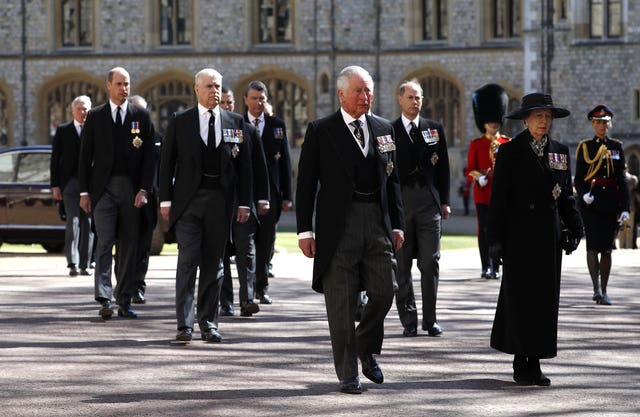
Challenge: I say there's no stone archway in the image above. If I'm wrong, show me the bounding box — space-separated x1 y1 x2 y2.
38 73 107 144
397 69 463 147
137 71 195 136
235 70 311 149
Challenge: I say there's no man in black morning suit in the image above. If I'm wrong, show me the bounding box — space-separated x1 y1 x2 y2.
78 67 156 320
50 95 94 277
296 66 405 394
243 81 293 304
392 80 451 337
159 68 252 343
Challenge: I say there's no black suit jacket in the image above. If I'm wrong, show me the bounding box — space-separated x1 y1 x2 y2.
78 102 155 204
244 114 292 203
246 122 270 217
159 107 252 229
392 116 450 209
296 110 405 293
50 121 81 189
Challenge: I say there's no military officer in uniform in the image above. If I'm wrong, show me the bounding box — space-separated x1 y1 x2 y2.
465 84 510 279
574 105 629 306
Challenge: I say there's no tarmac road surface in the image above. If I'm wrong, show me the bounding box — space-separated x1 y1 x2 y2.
0 245 639 417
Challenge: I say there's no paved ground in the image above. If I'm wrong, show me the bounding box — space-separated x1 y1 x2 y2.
1 241 639 416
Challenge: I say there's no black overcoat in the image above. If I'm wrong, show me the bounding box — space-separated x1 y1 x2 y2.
488 130 582 358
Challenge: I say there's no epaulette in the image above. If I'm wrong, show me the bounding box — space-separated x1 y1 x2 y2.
578 138 591 146
609 137 623 145
501 135 511 141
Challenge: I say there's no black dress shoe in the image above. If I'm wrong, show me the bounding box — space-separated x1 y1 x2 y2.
132 291 146 304
69 266 79 277
220 305 235 316
423 322 443 336
175 328 193 342
79 268 91 276
339 377 363 394
98 301 113 320
481 268 491 279
257 292 273 304
240 301 260 316
201 328 222 343
117 305 138 319
360 354 384 384
402 325 418 337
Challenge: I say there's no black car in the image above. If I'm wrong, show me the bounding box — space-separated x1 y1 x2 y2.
0 146 65 252
0 145 173 254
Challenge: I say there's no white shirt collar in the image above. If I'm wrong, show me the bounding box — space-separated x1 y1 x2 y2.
198 103 220 117
110 100 128 114
340 107 366 127
247 112 264 125
401 114 420 130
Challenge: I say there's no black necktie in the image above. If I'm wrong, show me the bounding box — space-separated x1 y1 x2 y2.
115 106 122 126
208 109 216 147
352 120 364 148
409 122 420 143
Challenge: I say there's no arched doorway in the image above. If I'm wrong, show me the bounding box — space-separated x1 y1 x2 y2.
40 75 107 144
137 74 194 136
235 71 311 149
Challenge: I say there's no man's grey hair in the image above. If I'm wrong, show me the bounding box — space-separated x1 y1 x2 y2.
337 66 374 93
195 68 222 85
244 80 269 98
397 79 423 96
71 95 91 108
129 95 147 109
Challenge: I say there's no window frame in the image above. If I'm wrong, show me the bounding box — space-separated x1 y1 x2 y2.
158 0 194 47
589 0 622 39
421 0 448 41
253 0 293 45
59 0 94 48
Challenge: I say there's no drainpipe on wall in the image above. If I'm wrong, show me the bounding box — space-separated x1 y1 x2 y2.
20 0 27 146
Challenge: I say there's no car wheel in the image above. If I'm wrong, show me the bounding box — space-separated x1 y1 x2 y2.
150 223 165 256
42 243 64 253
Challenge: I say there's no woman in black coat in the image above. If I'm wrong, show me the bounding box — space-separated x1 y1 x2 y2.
488 93 583 386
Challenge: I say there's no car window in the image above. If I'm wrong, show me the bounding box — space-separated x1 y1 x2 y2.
0 152 17 182
16 153 50 184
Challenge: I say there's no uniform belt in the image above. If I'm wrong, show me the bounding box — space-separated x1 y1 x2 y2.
592 178 617 188
517 202 557 212
200 174 221 189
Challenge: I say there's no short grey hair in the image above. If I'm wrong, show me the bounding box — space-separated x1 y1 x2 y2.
129 95 147 109
195 68 222 86
71 95 91 108
337 66 374 93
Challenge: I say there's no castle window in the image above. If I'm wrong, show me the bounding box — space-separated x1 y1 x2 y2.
159 0 193 46
61 0 93 47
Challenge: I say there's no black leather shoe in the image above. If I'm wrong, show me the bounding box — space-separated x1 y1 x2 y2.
220 305 235 316
69 266 79 277
402 325 418 337
175 328 193 342
132 291 146 304
423 322 443 336
360 354 384 384
257 292 273 304
240 301 260 316
201 328 222 343
98 300 113 320
117 305 138 319
598 293 612 305
339 377 363 394
79 268 91 276
481 268 491 279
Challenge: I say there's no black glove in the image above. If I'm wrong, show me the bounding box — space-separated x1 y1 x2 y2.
561 229 581 255
488 243 503 266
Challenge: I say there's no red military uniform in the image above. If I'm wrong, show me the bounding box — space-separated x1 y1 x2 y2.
465 133 509 204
